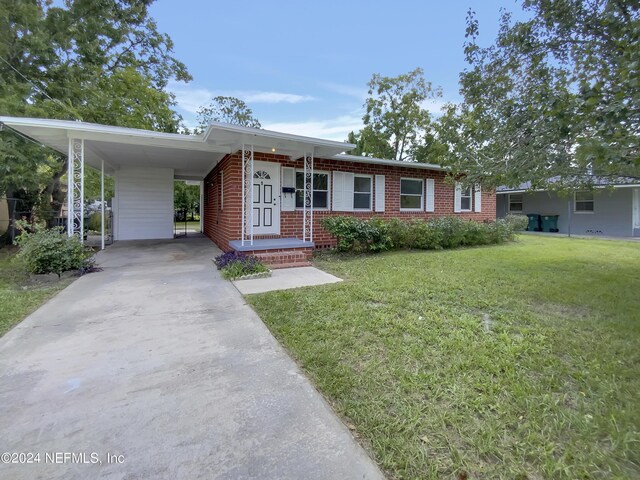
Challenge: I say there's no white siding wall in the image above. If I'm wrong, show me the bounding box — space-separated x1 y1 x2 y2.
114 167 174 240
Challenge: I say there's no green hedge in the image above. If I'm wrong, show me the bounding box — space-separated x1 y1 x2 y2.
15 225 94 276
321 216 517 253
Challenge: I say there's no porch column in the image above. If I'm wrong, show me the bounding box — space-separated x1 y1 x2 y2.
303 151 314 242
67 138 84 242
241 144 254 246
199 181 204 233
100 158 105 250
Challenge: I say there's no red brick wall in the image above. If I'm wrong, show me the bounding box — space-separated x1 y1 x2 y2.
203 151 497 250
203 154 243 251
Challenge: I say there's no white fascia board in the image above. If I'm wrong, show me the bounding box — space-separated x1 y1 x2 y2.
0 116 229 154
498 184 640 194
496 190 526 194
202 121 355 152
332 154 447 172
0 116 204 142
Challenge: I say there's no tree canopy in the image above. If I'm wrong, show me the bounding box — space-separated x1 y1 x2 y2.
196 96 262 132
347 68 441 162
437 1 640 189
0 0 190 219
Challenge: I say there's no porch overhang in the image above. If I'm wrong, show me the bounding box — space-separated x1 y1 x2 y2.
202 121 353 159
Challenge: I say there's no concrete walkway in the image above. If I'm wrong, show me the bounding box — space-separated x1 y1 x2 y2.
0 235 384 480
233 266 342 295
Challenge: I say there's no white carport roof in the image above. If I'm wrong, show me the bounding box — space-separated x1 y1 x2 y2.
0 117 355 180
0 116 446 178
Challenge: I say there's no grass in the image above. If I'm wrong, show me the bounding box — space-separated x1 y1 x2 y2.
0 247 74 337
247 236 640 479
175 220 201 231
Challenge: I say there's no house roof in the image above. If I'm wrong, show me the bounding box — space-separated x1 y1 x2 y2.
0 116 445 178
497 176 640 194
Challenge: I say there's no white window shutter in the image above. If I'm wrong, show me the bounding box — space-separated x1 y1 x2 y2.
281 167 295 211
425 178 435 212
332 171 344 211
332 171 354 212
343 172 354 211
474 185 482 212
454 183 462 213
375 175 385 212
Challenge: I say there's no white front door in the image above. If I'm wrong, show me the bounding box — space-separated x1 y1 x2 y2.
252 161 280 235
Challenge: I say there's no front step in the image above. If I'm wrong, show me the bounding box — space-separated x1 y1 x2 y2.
254 249 313 269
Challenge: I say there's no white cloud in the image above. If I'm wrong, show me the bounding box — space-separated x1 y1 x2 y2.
263 114 363 142
320 82 368 101
241 91 315 104
170 86 213 115
168 82 315 115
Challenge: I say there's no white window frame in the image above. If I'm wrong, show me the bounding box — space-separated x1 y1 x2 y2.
353 174 373 211
574 191 594 214
295 169 330 211
400 177 424 212
508 193 523 213
460 185 472 212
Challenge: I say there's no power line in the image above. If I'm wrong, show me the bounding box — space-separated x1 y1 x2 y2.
0 55 82 121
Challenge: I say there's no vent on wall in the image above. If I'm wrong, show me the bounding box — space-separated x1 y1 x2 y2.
585 229 604 235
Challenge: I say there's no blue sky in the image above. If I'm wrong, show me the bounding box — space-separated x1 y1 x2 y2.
150 0 525 140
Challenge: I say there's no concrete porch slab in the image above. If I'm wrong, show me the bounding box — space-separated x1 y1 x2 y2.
233 266 342 295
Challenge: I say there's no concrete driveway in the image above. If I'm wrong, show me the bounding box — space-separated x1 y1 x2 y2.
0 235 384 480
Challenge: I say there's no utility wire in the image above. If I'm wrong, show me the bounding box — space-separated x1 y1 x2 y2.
0 55 83 121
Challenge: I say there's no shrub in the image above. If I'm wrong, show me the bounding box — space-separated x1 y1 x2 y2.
15 225 94 276
322 216 518 253
505 214 528 231
214 251 269 280
87 212 102 232
427 217 467 249
321 216 393 252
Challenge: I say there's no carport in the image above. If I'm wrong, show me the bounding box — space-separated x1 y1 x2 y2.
0 117 233 247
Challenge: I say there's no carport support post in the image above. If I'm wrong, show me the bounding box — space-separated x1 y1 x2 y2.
100 158 105 250
241 144 254 246
67 138 85 242
303 151 314 242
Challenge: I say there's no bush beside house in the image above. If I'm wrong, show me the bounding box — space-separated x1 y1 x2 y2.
322 216 520 253
15 224 94 277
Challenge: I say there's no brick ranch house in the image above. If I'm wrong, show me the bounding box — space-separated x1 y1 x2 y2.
0 117 495 266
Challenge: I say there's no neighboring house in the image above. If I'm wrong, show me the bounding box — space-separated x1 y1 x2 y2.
0 117 495 266
497 180 640 238
0 197 8 235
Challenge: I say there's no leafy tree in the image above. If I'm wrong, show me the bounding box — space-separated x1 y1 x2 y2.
196 96 261 132
0 0 190 222
174 181 200 221
438 1 640 189
347 68 441 162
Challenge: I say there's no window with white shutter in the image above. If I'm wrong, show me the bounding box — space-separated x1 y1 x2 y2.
332 171 354 212
400 178 424 211
474 185 482 212
375 175 385 212
425 178 435 212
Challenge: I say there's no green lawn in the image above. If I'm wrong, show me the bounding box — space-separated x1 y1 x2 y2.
0 248 74 337
248 236 640 479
